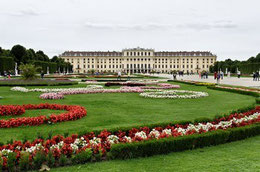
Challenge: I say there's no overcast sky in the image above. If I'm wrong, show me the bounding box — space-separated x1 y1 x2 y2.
0 0 259 61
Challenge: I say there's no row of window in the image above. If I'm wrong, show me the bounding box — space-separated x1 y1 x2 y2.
77 64 210 69
125 51 152 56
67 58 214 64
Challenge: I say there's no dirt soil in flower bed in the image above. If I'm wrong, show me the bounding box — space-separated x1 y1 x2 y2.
0 79 78 86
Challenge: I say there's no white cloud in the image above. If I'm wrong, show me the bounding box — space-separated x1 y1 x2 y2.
83 22 173 31
4 8 41 17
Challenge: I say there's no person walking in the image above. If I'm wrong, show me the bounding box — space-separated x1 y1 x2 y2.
117 71 121 81
256 71 259 81
214 71 217 80
237 71 241 78
127 72 130 81
253 72 256 81
41 71 45 79
217 72 220 84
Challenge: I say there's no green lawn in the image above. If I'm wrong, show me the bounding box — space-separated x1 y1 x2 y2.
0 82 256 143
0 81 259 171
51 135 260 172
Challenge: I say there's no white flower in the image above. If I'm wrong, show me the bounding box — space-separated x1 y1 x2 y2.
89 137 101 146
140 90 208 99
162 129 172 136
135 131 147 140
149 129 160 139
107 135 119 145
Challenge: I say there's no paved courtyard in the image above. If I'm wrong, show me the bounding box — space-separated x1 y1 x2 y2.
151 74 260 88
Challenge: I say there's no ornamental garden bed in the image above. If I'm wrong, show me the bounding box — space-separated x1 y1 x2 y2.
0 103 87 128
0 106 259 171
0 79 77 86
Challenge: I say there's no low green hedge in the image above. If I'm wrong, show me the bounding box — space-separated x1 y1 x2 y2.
108 123 260 160
256 97 260 104
168 80 195 86
0 79 78 86
207 86 260 97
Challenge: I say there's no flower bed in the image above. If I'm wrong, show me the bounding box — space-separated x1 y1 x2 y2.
140 90 208 99
38 83 181 100
105 82 146 87
171 80 216 86
208 85 260 97
0 103 87 128
121 83 180 90
10 85 103 93
39 87 143 100
216 86 260 94
0 106 259 170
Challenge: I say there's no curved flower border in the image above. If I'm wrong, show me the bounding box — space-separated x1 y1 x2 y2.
0 103 87 128
139 90 209 99
0 106 259 170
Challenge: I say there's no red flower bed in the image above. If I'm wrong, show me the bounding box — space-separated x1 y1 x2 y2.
0 103 87 128
0 105 25 116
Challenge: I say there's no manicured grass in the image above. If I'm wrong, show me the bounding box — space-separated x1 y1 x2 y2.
0 78 77 86
0 82 256 143
51 135 260 172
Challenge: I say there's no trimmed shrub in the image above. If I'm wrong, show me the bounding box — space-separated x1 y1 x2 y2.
59 154 68 166
46 152 55 167
71 149 92 164
0 79 77 86
0 56 15 74
19 152 31 171
227 124 260 142
7 152 17 171
32 151 46 169
256 97 260 104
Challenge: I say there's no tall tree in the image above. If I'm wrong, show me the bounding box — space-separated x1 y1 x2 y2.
10 45 26 64
0 47 3 55
26 49 36 61
51 56 59 62
36 50 49 61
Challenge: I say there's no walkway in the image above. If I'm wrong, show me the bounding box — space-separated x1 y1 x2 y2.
151 74 260 88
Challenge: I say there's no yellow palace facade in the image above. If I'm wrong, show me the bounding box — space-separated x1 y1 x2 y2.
60 47 217 74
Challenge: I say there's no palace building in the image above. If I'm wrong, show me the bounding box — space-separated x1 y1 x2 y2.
60 47 217 74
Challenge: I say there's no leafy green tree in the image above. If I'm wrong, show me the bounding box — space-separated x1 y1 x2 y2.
51 56 59 62
0 47 3 55
36 50 49 61
10 44 26 64
19 64 40 80
26 48 37 61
